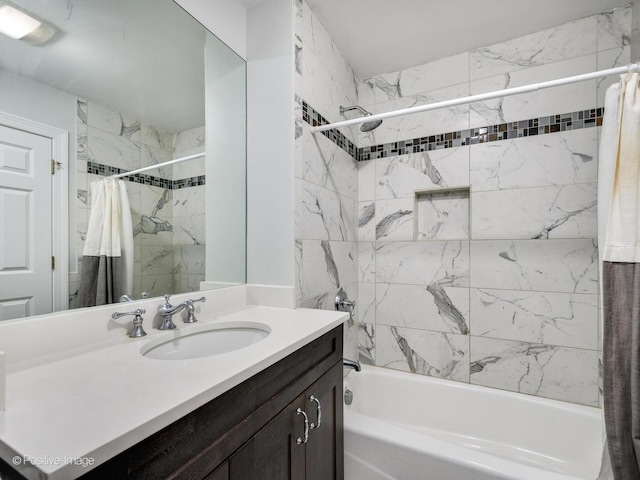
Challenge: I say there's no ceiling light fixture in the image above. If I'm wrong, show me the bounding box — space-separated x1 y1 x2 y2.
0 3 57 45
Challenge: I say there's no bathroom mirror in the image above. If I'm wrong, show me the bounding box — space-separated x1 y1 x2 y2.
0 0 246 320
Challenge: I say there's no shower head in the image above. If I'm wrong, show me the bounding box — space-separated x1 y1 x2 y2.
339 105 383 132
360 117 383 132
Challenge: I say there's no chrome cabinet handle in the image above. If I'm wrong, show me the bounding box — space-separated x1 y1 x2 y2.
309 395 321 429
296 408 309 444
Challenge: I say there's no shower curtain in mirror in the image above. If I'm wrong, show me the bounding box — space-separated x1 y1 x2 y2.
75 178 133 307
600 72 640 480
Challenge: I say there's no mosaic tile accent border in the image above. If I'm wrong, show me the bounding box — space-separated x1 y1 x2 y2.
358 108 604 162
87 161 206 189
301 100 604 163
302 100 357 159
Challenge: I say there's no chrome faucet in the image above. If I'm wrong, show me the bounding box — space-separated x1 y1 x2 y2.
335 288 356 317
157 294 185 330
158 294 207 329
112 309 147 338
184 297 206 323
343 358 361 372
119 292 149 302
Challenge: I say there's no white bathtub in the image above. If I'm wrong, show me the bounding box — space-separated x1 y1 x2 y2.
344 366 604 480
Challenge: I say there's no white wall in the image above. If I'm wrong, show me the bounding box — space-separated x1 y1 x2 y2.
245 0 295 286
175 0 247 59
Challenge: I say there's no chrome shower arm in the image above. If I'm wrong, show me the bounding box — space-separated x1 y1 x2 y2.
339 105 369 117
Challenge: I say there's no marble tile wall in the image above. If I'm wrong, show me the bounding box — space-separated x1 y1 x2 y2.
173 126 206 295
71 100 205 304
294 0 360 361
354 5 631 407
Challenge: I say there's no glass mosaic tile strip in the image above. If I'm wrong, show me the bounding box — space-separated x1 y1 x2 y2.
302 100 358 160
301 100 603 163
87 161 206 189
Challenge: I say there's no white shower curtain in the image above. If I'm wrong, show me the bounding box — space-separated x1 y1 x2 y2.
600 72 640 480
75 178 134 307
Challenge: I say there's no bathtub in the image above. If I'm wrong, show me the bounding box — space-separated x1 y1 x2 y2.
344 366 604 480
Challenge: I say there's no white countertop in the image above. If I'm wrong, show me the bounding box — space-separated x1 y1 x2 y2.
0 304 347 479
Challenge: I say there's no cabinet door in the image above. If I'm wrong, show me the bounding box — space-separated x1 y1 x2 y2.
229 394 307 479
304 361 344 480
205 462 229 480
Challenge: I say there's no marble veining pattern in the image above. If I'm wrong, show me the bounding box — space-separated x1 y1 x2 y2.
301 124 357 199
296 2 627 407
376 283 469 334
470 337 598 406
295 0 361 373
375 198 413 241
469 128 597 191
471 184 597 240
471 289 598 349
416 190 470 240
358 323 376 365
87 102 141 141
469 15 597 80
376 326 469 382
598 46 631 107
470 240 598 294
358 202 375 241
376 241 469 287
299 240 357 300
302 181 355 241
368 83 470 146
358 282 375 325
376 148 470 199
358 242 375 283
469 55 597 126
597 5 632 53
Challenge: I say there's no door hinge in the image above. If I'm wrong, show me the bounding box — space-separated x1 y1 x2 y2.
51 256 55 270
51 160 62 174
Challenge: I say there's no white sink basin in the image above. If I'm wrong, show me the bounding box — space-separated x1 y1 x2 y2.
141 321 271 360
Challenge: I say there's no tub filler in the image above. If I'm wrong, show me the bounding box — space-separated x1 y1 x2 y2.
344 366 604 480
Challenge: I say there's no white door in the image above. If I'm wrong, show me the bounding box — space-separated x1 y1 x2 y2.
0 124 52 320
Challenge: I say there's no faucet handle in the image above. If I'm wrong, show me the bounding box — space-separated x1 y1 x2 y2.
158 294 177 330
111 309 147 338
184 297 206 323
335 288 356 318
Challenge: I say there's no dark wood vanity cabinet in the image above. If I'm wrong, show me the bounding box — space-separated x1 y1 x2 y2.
78 325 344 480
225 361 343 479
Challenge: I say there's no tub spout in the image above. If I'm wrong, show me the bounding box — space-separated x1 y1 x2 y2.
343 358 361 372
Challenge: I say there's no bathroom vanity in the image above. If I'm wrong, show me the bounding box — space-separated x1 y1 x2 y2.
0 289 347 479
82 327 344 479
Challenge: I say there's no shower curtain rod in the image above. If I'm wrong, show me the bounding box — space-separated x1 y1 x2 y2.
109 152 205 179
310 63 640 134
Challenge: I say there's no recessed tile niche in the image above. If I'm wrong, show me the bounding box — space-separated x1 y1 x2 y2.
415 187 470 240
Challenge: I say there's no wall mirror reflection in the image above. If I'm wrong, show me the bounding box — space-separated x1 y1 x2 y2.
0 0 246 321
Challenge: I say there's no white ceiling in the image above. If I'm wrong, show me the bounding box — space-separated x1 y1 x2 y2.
0 0 208 132
305 0 633 79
